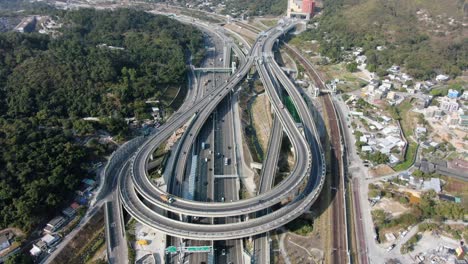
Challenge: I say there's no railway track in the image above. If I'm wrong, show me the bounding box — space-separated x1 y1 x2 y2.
283 42 348 263
323 94 347 264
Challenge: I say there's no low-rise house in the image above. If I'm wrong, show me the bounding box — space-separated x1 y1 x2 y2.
360 136 368 143
41 234 60 247
459 115 468 127
415 96 432 109
381 125 399 135
389 154 400 164
82 178 96 187
44 216 66 233
381 116 392 123
414 82 423 90
440 97 459 112
30 240 47 256
356 55 367 64
388 65 400 73
70 202 80 210
438 193 461 203
446 112 460 126
422 178 441 193
462 91 468 100
399 172 411 182
0 234 11 252
435 74 450 82
387 91 396 100
401 73 412 82
415 127 427 134
361 146 373 152
62 207 76 218
448 89 460 99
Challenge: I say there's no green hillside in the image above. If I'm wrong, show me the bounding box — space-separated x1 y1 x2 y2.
302 0 467 80
217 0 287 16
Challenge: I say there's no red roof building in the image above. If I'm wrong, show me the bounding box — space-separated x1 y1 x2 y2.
302 0 315 16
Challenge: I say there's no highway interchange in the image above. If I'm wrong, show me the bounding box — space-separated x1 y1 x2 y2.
101 12 327 264
119 19 326 239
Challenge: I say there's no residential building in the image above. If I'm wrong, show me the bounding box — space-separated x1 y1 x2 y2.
401 73 412 82
415 127 427 134
44 216 66 233
389 154 399 164
448 89 460 98
41 234 60 247
440 97 459 112
356 55 367 64
82 178 96 187
422 178 441 193
30 240 47 256
381 125 399 135
446 112 460 126
462 91 468 100
372 90 384 100
387 91 396 100
361 146 373 152
388 65 400 73
435 74 449 82
62 207 76 218
459 115 468 127
415 95 432 109
287 0 315 19
0 235 10 252
438 193 461 203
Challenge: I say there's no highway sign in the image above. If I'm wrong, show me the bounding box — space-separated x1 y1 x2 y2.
165 246 177 253
184 246 212 253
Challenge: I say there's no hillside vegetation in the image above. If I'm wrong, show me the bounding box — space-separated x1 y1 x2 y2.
303 0 467 79
217 0 287 16
0 8 204 231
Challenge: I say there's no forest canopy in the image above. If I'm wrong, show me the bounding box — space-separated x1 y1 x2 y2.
0 8 204 230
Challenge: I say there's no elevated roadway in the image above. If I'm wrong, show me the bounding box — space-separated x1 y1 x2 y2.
118 20 326 240
127 24 311 218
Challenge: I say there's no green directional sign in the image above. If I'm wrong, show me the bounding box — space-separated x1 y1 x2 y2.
165 246 177 253
184 246 212 253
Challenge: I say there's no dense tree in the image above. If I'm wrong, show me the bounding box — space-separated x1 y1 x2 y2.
0 8 204 230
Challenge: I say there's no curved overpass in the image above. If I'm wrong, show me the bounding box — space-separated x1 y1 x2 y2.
118 20 326 239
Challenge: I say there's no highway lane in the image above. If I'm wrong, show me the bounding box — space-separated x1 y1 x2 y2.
213 94 243 264
173 27 231 187
253 117 283 264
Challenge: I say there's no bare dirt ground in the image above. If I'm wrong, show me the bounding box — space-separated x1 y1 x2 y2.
369 165 395 177
51 209 104 264
88 244 106 263
284 232 324 264
251 94 273 152
429 120 468 151
374 198 411 218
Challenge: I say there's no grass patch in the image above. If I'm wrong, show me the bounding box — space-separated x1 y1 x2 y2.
260 19 278 28
400 233 421 254
393 142 418 171
392 99 419 171
125 219 137 264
